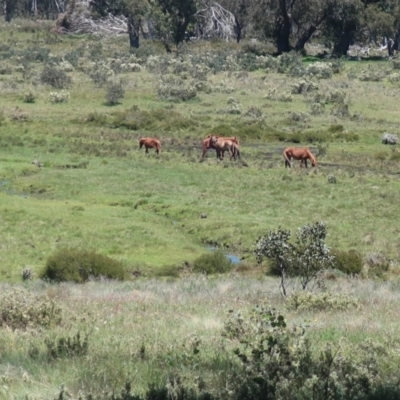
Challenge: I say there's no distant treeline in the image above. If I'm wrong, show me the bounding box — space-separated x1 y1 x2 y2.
2 0 400 56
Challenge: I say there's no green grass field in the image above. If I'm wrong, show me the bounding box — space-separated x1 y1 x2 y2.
1 20 400 399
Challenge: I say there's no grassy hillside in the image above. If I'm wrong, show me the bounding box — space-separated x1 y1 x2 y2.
0 22 399 281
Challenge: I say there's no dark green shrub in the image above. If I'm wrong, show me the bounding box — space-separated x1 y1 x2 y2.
40 65 72 89
224 305 379 400
84 112 108 125
105 82 125 105
241 41 272 56
40 247 126 283
327 124 344 133
193 250 233 275
21 46 50 62
45 331 89 359
332 249 363 275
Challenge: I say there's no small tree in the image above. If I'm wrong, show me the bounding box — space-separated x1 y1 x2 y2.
255 222 334 296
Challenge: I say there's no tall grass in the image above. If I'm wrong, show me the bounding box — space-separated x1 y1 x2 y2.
1 277 400 398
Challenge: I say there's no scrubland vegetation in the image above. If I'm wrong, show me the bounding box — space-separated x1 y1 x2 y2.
2 19 400 399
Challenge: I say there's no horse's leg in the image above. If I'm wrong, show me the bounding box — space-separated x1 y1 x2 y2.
305 159 308 168
145 146 149 154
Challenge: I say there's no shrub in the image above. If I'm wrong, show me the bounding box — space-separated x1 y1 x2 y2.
309 101 325 115
331 103 350 118
381 132 399 145
327 174 337 184
49 90 70 103
332 249 363 275
45 331 89 359
40 65 72 89
306 62 333 79
0 287 62 330
285 291 360 311
359 67 386 82
264 89 292 102
23 89 36 103
255 222 334 296
291 79 318 94
105 82 125 105
224 304 378 400
364 252 390 278
40 247 126 283
21 267 33 280
0 62 12 75
156 75 197 102
192 250 233 275
88 61 114 87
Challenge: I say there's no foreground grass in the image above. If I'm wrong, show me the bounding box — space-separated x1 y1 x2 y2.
1 276 400 399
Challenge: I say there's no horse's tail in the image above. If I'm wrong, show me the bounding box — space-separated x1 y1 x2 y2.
234 143 240 159
283 148 292 167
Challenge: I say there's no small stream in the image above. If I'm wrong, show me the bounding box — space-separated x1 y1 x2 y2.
206 246 241 264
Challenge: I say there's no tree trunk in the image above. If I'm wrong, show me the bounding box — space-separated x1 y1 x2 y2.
295 25 316 52
174 19 189 46
234 15 242 43
332 25 356 57
4 0 15 22
276 0 291 54
128 16 140 49
294 15 326 52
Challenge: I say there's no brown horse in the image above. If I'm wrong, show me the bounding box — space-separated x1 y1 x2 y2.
283 147 317 168
210 136 240 160
139 138 161 154
202 135 239 159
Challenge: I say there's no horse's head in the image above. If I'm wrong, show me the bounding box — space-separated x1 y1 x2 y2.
309 151 317 167
210 135 218 145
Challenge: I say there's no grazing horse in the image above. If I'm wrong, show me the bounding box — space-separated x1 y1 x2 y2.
202 135 239 159
283 147 317 168
139 138 161 154
210 135 240 160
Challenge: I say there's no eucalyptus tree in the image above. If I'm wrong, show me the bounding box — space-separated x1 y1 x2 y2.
1 0 18 21
89 0 149 48
322 0 399 56
217 0 252 42
250 0 328 54
149 0 197 50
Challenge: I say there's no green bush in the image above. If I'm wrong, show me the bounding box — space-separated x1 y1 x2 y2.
285 291 360 311
40 65 72 89
0 287 62 330
224 304 378 400
193 250 233 275
332 249 363 275
40 247 126 283
105 82 125 105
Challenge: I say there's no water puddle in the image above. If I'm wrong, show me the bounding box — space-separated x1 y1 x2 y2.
206 246 241 264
